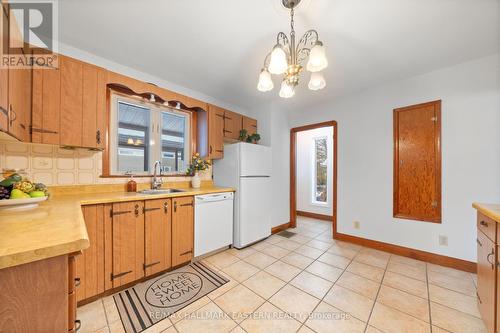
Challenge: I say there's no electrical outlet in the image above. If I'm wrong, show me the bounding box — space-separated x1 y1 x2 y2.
439 235 448 246
353 221 360 229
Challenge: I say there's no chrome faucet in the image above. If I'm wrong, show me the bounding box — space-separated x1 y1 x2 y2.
151 160 163 190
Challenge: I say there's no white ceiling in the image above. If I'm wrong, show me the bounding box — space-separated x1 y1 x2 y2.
58 0 500 112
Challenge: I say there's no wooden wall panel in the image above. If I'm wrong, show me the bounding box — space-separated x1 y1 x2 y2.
393 100 441 223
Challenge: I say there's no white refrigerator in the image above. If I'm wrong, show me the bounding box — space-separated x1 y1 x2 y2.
213 142 272 248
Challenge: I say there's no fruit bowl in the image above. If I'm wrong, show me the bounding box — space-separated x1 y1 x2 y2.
0 196 48 211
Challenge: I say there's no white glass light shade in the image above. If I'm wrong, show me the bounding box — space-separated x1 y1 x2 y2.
308 71 326 91
257 69 274 92
279 80 295 98
268 45 288 75
306 41 328 72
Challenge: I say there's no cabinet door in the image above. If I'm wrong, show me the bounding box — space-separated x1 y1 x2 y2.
144 199 172 276
31 66 60 144
111 201 144 288
208 104 224 159
242 116 257 136
76 205 105 302
477 229 496 333
96 69 108 149
0 4 7 132
172 197 194 266
8 52 31 141
60 55 83 147
82 64 107 148
223 110 242 140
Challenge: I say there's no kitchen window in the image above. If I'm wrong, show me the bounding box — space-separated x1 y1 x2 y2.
109 94 191 175
312 136 328 204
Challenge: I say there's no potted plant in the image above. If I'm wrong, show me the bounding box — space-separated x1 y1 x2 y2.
238 129 248 141
246 133 261 144
186 153 211 188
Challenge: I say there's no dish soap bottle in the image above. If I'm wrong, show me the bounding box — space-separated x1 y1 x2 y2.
126 175 137 192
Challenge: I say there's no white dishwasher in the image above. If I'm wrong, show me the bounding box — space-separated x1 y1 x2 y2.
194 192 234 257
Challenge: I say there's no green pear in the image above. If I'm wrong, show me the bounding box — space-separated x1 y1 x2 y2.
10 189 26 199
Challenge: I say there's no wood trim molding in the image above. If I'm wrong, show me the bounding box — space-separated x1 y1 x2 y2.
296 210 333 222
271 222 291 234
290 121 338 237
335 232 476 273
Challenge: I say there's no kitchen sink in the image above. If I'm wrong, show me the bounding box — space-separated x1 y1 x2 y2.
139 188 185 195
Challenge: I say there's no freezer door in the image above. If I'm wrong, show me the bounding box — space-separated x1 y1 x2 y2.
236 176 271 248
240 143 271 177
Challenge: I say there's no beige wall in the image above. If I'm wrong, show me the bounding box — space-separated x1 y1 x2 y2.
0 141 211 186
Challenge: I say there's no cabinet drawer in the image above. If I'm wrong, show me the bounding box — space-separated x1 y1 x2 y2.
477 212 497 243
476 229 496 333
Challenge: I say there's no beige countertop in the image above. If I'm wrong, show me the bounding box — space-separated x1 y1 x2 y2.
473 202 500 222
0 186 234 270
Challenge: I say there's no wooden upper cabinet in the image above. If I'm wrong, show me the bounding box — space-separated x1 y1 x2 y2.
208 104 225 159
172 196 194 267
76 205 106 302
60 55 83 147
144 198 172 276
223 109 242 140
33 55 107 148
32 64 60 144
393 100 441 223
242 116 257 135
111 201 145 288
0 5 7 132
477 230 496 333
7 51 31 142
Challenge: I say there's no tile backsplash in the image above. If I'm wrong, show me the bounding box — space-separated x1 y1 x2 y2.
0 141 211 186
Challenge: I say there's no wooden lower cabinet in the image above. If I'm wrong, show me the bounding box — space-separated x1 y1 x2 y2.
0 255 72 332
172 197 194 266
111 201 145 288
76 205 106 301
477 229 496 333
475 210 498 333
144 198 172 276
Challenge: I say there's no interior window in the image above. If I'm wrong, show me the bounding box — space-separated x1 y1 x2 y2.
313 137 328 204
110 95 191 175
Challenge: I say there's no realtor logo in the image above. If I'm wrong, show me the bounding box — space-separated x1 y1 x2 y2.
1 0 58 68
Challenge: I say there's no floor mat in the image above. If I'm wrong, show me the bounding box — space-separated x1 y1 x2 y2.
113 261 228 333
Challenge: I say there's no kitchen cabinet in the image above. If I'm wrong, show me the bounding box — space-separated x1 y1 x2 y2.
208 104 225 159
32 55 107 148
7 50 32 142
172 196 194 266
111 201 145 288
0 3 7 132
144 198 172 276
223 109 242 141
0 255 72 332
474 207 498 333
242 116 257 136
76 205 106 302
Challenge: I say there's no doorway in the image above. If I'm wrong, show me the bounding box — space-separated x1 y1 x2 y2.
290 121 337 238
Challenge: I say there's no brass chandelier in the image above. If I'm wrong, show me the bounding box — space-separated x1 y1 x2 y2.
257 0 328 98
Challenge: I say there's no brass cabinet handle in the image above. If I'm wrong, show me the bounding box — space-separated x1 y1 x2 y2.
74 277 81 287
8 105 16 126
480 220 488 228
75 319 81 332
164 201 168 213
174 201 177 212
111 270 132 280
209 145 213 154
143 261 160 270
487 249 495 269
134 204 140 216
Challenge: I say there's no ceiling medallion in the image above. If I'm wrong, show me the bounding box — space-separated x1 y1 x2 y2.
257 0 328 98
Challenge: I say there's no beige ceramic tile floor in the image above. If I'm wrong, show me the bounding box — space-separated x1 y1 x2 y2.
77 217 485 333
